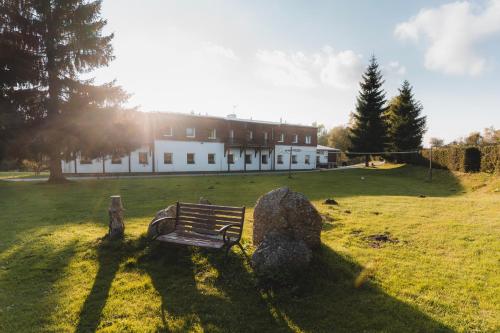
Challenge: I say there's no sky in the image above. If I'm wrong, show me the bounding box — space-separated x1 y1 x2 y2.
93 0 500 146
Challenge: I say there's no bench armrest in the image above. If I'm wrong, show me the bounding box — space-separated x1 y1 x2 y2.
217 223 240 243
151 217 177 239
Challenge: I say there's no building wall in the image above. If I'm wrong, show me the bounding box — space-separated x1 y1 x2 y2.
130 146 153 172
154 140 225 173
274 145 317 170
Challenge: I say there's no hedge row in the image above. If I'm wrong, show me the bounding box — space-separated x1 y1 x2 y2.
405 146 483 172
480 145 500 173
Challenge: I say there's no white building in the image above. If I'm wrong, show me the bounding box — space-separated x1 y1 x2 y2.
62 112 319 175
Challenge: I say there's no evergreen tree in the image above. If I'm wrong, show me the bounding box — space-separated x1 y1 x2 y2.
349 56 387 165
0 0 136 182
386 80 426 152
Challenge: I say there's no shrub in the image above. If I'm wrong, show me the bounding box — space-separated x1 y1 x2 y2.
480 145 500 173
406 146 481 172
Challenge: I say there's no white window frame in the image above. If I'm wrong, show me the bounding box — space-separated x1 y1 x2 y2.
292 134 298 143
278 133 285 143
138 152 148 165
248 130 253 140
208 128 216 140
186 127 196 138
245 154 252 164
263 132 268 141
305 155 310 165
305 135 312 144
163 127 173 137
229 129 234 139
187 153 195 164
277 154 284 164
164 152 173 164
208 153 216 164
262 154 268 164
292 155 298 164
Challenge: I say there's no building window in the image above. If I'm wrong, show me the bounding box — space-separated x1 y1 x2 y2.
305 155 310 164
229 129 234 139
305 135 312 144
277 155 283 164
292 155 298 164
164 153 173 164
263 132 268 142
278 133 285 142
228 154 234 164
208 153 215 164
208 128 216 140
245 154 252 164
248 130 253 140
187 153 195 164
139 152 148 164
292 134 298 143
164 127 173 137
316 156 320 164
80 155 92 164
186 127 196 138
111 155 122 164
262 154 268 164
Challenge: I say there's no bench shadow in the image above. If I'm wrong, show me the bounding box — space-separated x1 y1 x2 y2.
140 243 454 332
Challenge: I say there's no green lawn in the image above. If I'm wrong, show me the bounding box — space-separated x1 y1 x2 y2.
0 171 49 179
0 165 498 332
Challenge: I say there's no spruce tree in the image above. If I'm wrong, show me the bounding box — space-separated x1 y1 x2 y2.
349 56 387 165
386 80 426 153
0 0 135 182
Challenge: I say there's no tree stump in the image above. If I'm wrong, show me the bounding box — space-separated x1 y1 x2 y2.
108 195 125 239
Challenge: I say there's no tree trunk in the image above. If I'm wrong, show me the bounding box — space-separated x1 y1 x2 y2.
48 154 67 183
365 154 369 167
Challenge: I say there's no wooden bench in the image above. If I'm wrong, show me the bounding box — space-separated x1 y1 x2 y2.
150 202 246 258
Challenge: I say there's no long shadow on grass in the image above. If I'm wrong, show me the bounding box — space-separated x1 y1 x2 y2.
140 243 454 332
0 240 77 332
140 244 292 332
75 237 147 333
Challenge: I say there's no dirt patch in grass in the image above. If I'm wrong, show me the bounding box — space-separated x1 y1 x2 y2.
364 232 399 248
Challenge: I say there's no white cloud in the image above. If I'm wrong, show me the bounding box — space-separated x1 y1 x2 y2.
395 0 500 76
203 42 239 61
255 50 318 88
385 61 407 76
319 48 364 89
255 47 364 89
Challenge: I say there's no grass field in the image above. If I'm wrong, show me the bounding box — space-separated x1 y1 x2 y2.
0 165 499 332
0 171 49 179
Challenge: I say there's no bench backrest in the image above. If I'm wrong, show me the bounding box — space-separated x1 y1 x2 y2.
175 202 245 240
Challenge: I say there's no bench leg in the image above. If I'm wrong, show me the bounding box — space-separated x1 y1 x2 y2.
235 242 248 259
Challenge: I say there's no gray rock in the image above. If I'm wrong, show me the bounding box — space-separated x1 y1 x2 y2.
253 187 322 249
147 204 177 238
251 232 312 285
198 197 212 205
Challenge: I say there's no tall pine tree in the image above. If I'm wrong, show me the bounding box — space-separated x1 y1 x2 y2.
349 56 387 165
386 80 426 153
0 0 136 182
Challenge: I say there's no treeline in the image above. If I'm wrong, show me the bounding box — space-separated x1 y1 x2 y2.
317 56 427 165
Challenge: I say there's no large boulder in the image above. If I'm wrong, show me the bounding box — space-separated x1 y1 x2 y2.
251 232 312 286
253 187 322 249
147 204 177 238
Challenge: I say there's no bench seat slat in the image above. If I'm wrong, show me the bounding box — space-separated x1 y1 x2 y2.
156 231 225 249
